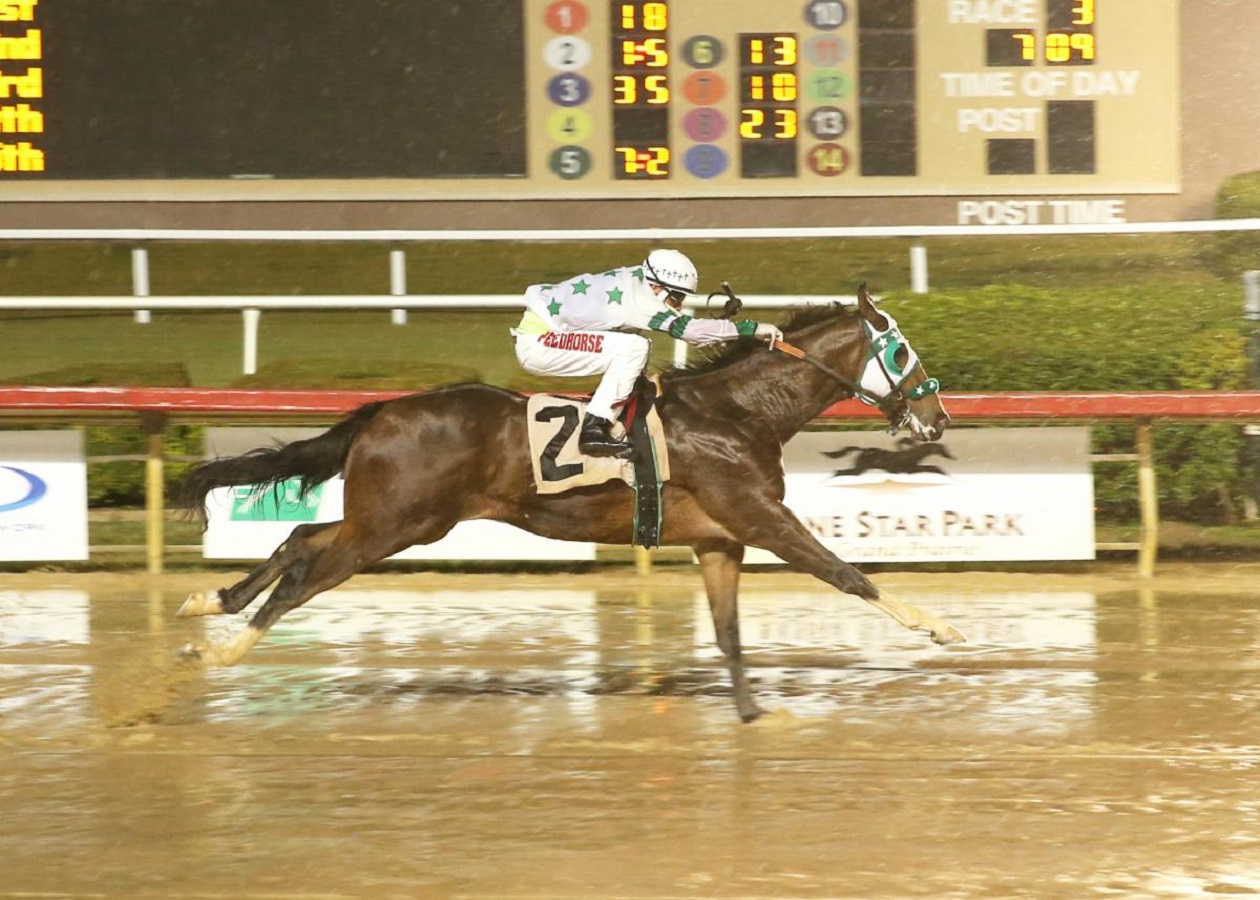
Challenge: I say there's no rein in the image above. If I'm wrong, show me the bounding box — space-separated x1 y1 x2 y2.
771 337 880 404
706 281 941 420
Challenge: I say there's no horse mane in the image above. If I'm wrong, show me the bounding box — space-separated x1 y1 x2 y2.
665 302 859 379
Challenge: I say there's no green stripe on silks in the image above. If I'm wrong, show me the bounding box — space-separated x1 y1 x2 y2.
648 311 673 332
667 315 693 339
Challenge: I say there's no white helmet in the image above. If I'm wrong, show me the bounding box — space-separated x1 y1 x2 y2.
643 248 699 295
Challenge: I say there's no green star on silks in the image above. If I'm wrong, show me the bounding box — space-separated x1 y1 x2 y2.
606 287 624 305
572 278 591 295
630 267 645 281
548 297 563 316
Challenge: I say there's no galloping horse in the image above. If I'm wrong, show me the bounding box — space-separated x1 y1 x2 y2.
177 286 960 721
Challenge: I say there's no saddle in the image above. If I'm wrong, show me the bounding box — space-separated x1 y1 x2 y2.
525 378 669 548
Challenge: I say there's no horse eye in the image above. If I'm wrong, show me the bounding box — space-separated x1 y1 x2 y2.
894 345 910 370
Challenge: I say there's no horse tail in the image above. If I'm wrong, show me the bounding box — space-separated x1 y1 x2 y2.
178 401 388 522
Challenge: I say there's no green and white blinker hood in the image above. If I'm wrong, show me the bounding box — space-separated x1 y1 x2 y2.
856 309 941 405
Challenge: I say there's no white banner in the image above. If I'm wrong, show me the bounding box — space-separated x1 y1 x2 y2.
746 427 1095 563
201 427 597 561
0 431 88 561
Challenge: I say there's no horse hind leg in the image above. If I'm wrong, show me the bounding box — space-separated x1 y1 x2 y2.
185 516 455 667
177 521 340 619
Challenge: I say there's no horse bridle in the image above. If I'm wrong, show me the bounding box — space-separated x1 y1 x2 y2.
707 282 940 433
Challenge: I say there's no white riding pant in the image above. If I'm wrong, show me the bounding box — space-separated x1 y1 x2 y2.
513 330 650 421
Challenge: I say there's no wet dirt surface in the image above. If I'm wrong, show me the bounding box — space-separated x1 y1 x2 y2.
2 565 1259 899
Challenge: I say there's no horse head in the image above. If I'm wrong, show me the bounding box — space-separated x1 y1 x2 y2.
852 283 950 442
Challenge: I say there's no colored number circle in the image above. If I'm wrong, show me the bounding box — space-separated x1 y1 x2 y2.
807 106 848 139
544 0 588 34
543 36 592 71
804 0 849 30
682 71 727 106
683 108 727 143
547 108 592 143
548 73 591 107
682 35 725 69
549 145 592 179
807 143 850 177
684 145 729 180
805 33 850 67
806 71 852 101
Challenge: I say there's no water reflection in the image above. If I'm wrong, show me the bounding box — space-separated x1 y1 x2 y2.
1 580 1257 741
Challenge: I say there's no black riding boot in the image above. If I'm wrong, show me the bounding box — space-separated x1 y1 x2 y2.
578 413 635 459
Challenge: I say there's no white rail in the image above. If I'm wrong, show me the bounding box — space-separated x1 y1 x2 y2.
0 293 845 375
3 220 1255 372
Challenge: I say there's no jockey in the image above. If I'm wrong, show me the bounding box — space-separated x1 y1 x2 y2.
512 248 784 458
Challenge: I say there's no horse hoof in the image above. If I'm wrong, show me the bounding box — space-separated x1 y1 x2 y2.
739 704 768 724
931 623 968 646
180 637 221 665
176 590 224 618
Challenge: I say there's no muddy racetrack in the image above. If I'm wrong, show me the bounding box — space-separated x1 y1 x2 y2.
2 564 1258 898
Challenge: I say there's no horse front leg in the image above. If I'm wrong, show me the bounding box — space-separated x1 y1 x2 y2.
732 501 965 647
695 539 765 723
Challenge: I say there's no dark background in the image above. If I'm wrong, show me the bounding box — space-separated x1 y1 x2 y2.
36 0 526 179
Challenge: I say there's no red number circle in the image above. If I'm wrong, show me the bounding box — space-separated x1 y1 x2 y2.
807 143 851 177
545 0 588 34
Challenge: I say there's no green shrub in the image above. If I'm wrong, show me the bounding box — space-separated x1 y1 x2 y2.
888 285 1247 522
1209 170 1260 277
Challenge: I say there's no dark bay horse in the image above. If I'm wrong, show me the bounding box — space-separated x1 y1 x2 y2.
177 287 961 721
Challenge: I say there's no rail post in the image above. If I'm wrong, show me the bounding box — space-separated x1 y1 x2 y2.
242 308 261 375
1136 422 1158 578
141 411 166 574
390 248 408 325
910 243 929 294
1243 270 1260 520
131 246 151 324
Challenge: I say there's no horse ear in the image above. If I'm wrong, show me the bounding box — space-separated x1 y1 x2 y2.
856 282 889 330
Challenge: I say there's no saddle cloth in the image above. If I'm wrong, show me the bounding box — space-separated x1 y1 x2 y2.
526 393 670 495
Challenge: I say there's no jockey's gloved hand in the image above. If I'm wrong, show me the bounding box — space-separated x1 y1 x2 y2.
754 322 784 347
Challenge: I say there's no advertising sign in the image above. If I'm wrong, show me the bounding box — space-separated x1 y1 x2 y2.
746 427 1095 563
0 431 88 561
201 427 597 561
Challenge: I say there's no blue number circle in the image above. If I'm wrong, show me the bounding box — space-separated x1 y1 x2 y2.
548 73 591 107
684 145 729 180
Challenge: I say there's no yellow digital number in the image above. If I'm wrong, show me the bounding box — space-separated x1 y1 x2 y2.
772 72 797 102
1072 0 1095 26
1013 32 1036 61
613 74 637 105
747 38 765 66
645 74 669 104
740 108 765 140
1070 32 1096 60
645 146 670 176
642 2 668 31
775 109 798 139
1046 32 1095 62
643 37 668 67
774 35 798 66
615 146 640 173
